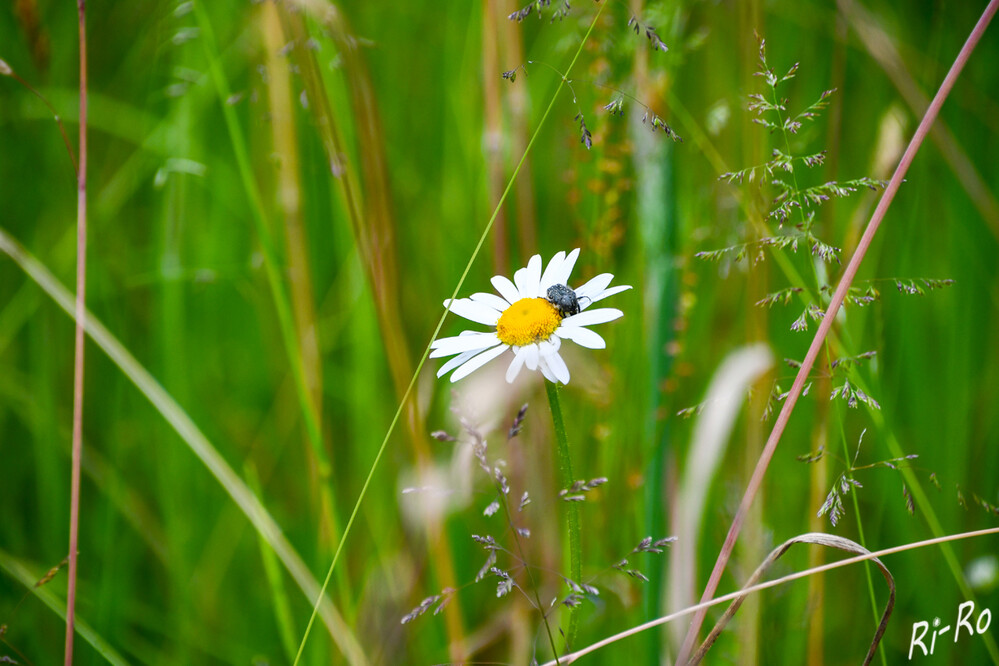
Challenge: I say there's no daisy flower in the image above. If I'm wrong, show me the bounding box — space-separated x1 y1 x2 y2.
430 249 631 384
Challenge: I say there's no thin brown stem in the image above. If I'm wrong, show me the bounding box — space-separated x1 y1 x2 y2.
6 70 78 176
64 0 87 663
675 2 999 662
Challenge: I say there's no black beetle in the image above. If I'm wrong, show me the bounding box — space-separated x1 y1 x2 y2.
546 283 582 318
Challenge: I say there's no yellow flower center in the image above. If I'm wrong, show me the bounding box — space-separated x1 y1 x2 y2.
496 298 562 347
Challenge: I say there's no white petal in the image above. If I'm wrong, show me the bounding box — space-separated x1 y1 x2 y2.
538 338 560 356
450 343 509 382
437 349 479 378
470 292 512 312
491 274 521 305
514 254 542 298
542 348 571 384
574 273 614 301
539 250 567 290
586 284 632 304
551 248 580 286
561 308 623 327
512 267 528 295
522 343 540 370
556 325 606 349
429 332 501 358
444 298 501 326
537 355 558 383
505 349 527 383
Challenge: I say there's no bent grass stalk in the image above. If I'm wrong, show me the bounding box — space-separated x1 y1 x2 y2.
291 4 609 662
547 526 999 665
691 532 897 666
676 2 999 662
669 46 997 662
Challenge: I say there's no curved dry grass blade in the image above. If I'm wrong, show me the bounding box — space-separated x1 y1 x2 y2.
0 228 367 665
540 527 999 666
690 533 895 666
678 3 999 660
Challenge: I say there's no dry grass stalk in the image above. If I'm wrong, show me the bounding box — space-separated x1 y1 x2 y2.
690 532 896 665
677 2 999 660
65 0 88 662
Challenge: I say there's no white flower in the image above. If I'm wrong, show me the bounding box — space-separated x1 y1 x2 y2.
430 249 631 384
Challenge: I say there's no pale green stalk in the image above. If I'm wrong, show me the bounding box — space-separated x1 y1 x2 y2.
246 462 299 663
0 228 367 665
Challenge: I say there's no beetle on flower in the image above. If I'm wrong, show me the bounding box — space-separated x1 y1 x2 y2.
430 249 631 384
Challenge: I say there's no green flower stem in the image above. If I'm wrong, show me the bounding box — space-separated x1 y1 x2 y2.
545 380 581 651
291 2 607 659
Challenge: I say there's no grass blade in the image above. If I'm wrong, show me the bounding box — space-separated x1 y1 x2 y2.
0 547 129 666
0 227 367 665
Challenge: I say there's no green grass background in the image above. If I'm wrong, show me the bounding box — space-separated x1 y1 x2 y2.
1 0 997 664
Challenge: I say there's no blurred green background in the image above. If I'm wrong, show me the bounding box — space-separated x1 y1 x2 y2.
1 0 998 663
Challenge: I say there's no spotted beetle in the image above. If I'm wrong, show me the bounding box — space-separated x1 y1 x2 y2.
546 283 582 318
